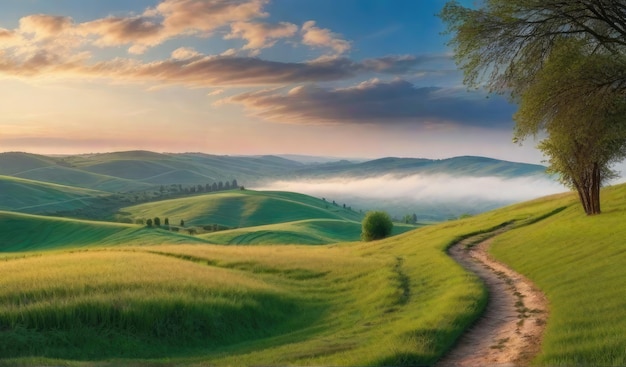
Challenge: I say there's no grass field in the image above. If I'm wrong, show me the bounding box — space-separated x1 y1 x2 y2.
0 175 106 213
122 190 363 227
0 211 209 252
0 183 624 366
490 184 626 366
201 219 417 245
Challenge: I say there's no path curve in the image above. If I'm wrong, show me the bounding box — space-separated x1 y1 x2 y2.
436 227 548 367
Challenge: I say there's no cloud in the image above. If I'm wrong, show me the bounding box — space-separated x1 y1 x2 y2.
221 78 517 127
226 21 298 50
78 16 164 54
19 15 73 39
156 0 269 35
171 47 201 60
301 20 351 54
254 174 565 204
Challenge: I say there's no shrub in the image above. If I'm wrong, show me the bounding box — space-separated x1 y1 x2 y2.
361 211 393 241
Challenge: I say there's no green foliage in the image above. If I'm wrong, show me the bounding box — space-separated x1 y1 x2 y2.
441 0 626 215
361 211 393 241
154 217 161 227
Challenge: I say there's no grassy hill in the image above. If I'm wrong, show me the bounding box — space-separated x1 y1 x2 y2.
0 163 624 366
201 219 417 245
0 211 209 252
0 175 107 213
121 190 364 229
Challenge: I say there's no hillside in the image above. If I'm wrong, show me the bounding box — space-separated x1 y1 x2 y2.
120 190 364 229
0 151 556 221
0 211 209 252
0 183 623 365
117 189 396 244
0 175 107 214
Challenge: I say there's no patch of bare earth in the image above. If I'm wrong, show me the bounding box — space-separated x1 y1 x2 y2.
436 227 548 367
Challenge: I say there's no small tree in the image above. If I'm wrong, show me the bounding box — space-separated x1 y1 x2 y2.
154 217 161 226
146 218 153 227
164 217 169 226
361 211 393 242
180 219 185 227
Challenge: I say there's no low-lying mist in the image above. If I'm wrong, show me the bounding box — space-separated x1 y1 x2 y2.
253 174 566 221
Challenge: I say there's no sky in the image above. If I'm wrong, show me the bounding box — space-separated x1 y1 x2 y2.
0 0 546 163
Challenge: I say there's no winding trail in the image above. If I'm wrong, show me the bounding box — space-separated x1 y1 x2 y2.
436 227 548 367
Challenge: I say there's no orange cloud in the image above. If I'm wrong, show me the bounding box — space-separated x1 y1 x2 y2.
19 15 73 39
226 21 297 50
301 20 351 55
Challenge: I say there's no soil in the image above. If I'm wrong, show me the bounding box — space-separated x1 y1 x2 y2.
436 227 548 367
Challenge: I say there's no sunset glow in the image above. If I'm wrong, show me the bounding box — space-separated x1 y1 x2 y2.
0 0 543 162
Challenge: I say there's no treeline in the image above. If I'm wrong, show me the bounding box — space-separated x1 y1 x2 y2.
158 179 240 196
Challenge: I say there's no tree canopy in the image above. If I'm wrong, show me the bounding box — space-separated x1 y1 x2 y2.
361 211 393 242
441 0 626 215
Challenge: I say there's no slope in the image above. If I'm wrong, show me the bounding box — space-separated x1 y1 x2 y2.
0 175 107 213
1 183 624 366
0 211 209 252
201 219 417 245
121 190 363 229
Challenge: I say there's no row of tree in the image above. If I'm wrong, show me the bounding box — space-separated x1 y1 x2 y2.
160 179 240 195
441 0 626 215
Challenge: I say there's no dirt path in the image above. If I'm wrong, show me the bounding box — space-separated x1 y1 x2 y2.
436 228 548 367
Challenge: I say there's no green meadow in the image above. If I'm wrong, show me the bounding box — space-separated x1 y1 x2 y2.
0 183 624 365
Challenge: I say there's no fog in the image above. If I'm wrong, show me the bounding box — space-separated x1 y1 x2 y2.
253 174 567 219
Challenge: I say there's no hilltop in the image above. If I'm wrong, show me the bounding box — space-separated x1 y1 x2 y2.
0 150 556 221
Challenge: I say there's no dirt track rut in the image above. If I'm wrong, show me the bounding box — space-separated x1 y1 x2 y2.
436 228 548 367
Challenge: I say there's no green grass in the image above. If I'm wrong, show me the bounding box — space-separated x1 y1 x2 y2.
489 185 626 366
0 211 209 252
122 189 363 230
0 184 625 366
0 175 106 213
201 219 417 245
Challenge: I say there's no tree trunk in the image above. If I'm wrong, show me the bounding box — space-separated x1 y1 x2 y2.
575 163 602 215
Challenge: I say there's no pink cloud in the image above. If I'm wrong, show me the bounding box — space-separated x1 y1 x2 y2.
226 21 298 50
301 20 351 55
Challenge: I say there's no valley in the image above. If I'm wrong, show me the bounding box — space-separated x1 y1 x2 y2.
0 151 624 366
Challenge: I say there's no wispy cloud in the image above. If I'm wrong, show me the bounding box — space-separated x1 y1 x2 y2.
301 20 351 55
226 21 298 51
220 78 517 127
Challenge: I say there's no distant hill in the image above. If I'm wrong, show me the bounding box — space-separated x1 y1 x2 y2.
0 150 556 221
0 175 107 214
121 190 364 229
0 211 208 252
0 151 548 192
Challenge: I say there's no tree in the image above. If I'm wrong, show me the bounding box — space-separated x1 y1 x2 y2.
361 211 393 241
180 219 185 227
515 39 626 214
164 217 169 226
232 179 238 188
146 218 153 227
440 1 626 96
154 217 161 226
441 0 626 215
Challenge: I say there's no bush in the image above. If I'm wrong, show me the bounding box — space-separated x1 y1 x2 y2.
361 211 393 241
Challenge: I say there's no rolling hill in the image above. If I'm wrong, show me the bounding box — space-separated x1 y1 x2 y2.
120 190 364 229
0 210 209 252
0 175 107 214
0 181 623 365
0 150 557 222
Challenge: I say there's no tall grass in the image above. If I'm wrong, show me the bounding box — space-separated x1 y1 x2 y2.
2 185 624 366
490 185 626 366
0 251 313 359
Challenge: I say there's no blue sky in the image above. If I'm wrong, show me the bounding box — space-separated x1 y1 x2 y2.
0 0 545 163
